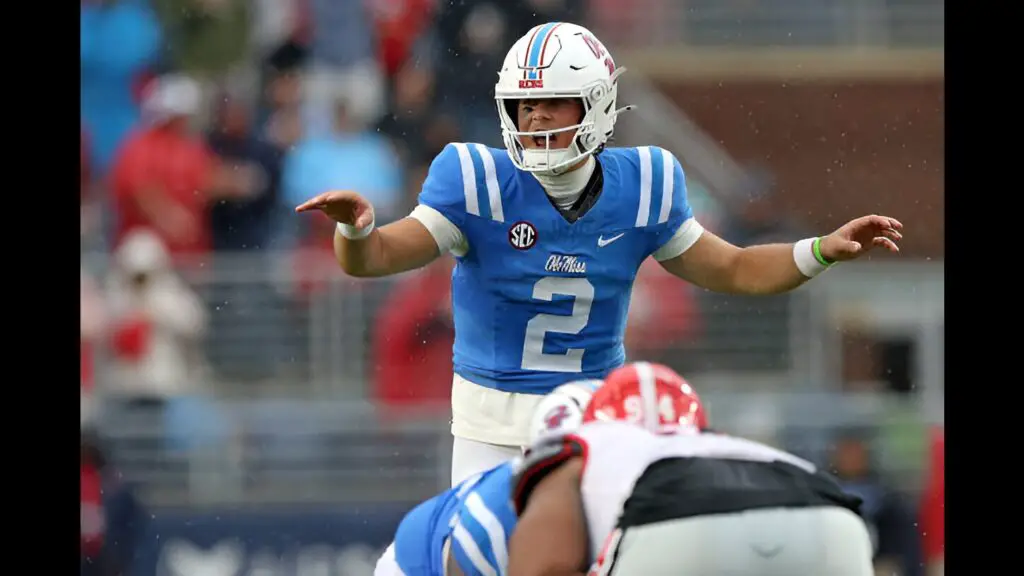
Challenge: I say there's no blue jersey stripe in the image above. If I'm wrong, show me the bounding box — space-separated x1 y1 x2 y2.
452 522 498 576
448 463 517 576
464 492 509 573
649 146 667 227
473 144 505 223
466 144 493 221
657 147 675 224
453 502 505 576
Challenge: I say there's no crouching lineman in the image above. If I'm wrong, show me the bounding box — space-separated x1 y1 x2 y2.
374 380 602 576
509 362 875 576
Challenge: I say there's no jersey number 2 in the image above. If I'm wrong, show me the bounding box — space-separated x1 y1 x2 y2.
522 277 595 372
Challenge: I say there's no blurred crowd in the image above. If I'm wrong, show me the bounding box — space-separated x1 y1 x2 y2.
80 2 942 575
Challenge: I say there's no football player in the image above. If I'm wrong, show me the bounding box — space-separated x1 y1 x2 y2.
296 22 903 485
373 379 602 576
509 362 874 576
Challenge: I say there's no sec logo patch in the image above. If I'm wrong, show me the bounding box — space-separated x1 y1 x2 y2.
508 221 538 250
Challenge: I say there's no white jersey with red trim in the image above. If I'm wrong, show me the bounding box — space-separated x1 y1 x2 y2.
568 420 818 561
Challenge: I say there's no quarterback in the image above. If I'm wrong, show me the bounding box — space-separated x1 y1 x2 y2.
296 22 903 485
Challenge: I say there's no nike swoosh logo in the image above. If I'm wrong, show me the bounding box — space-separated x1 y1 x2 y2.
597 233 625 247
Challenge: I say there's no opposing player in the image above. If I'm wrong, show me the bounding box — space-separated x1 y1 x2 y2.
374 379 602 576
296 21 904 485
509 362 874 576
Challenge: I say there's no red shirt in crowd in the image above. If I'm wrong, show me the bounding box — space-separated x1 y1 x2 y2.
625 260 702 354
373 262 454 412
111 125 215 258
80 461 105 558
369 0 435 76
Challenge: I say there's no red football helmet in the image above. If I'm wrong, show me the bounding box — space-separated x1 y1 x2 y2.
583 362 708 432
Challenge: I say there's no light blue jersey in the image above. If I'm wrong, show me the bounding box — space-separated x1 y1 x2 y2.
393 462 518 576
419 144 694 394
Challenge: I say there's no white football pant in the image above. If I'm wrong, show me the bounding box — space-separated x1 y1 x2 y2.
372 543 406 576
449 373 542 486
597 507 874 576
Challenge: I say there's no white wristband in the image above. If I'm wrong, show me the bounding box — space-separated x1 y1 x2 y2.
793 237 830 278
336 214 375 240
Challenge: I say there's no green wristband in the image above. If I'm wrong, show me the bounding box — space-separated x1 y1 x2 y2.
812 237 834 267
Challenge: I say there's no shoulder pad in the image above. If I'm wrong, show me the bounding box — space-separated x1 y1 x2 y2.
511 433 586 515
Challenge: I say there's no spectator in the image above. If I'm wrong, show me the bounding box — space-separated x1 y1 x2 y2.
207 90 283 252
830 427 924 576
81 430 147 576
282 94 402 298
151 0 250 78
82 130 104 251
203 92 295 383
105 229 208 413
260 42 307 151
251 0 306 62
281 98 403 251
920 427 944 576
82 268 106 427
624 259 702 360
368 0 436 79
302 0 386 135
81 0 164 175
373 258 455 414
110 74 239 262
376 61 460 170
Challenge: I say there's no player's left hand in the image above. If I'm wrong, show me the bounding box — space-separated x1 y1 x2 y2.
819 215 903 263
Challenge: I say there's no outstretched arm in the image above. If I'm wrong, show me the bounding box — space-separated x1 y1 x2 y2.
659 215 903 295
332 216 442 278
640 148 902 295
297 143 473 278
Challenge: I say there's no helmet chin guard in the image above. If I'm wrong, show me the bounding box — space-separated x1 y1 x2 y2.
495 23 633 176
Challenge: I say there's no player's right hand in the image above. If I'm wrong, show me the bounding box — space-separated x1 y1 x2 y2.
295 190 374 229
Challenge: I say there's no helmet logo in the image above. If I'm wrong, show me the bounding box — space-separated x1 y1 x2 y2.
581 32 616 76
519 79 544 89
545 404 571 430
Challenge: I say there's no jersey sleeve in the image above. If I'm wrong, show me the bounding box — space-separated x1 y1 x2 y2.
410 143 473 256
511 433 587 515
648 148 705 262
449 466 518 576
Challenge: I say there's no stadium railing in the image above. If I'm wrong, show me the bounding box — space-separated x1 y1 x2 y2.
82 252 943 507
82 250 820 400
96 391 939 508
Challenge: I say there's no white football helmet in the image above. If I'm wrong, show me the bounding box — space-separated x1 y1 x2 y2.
527 379 604 444
495 22 632 175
